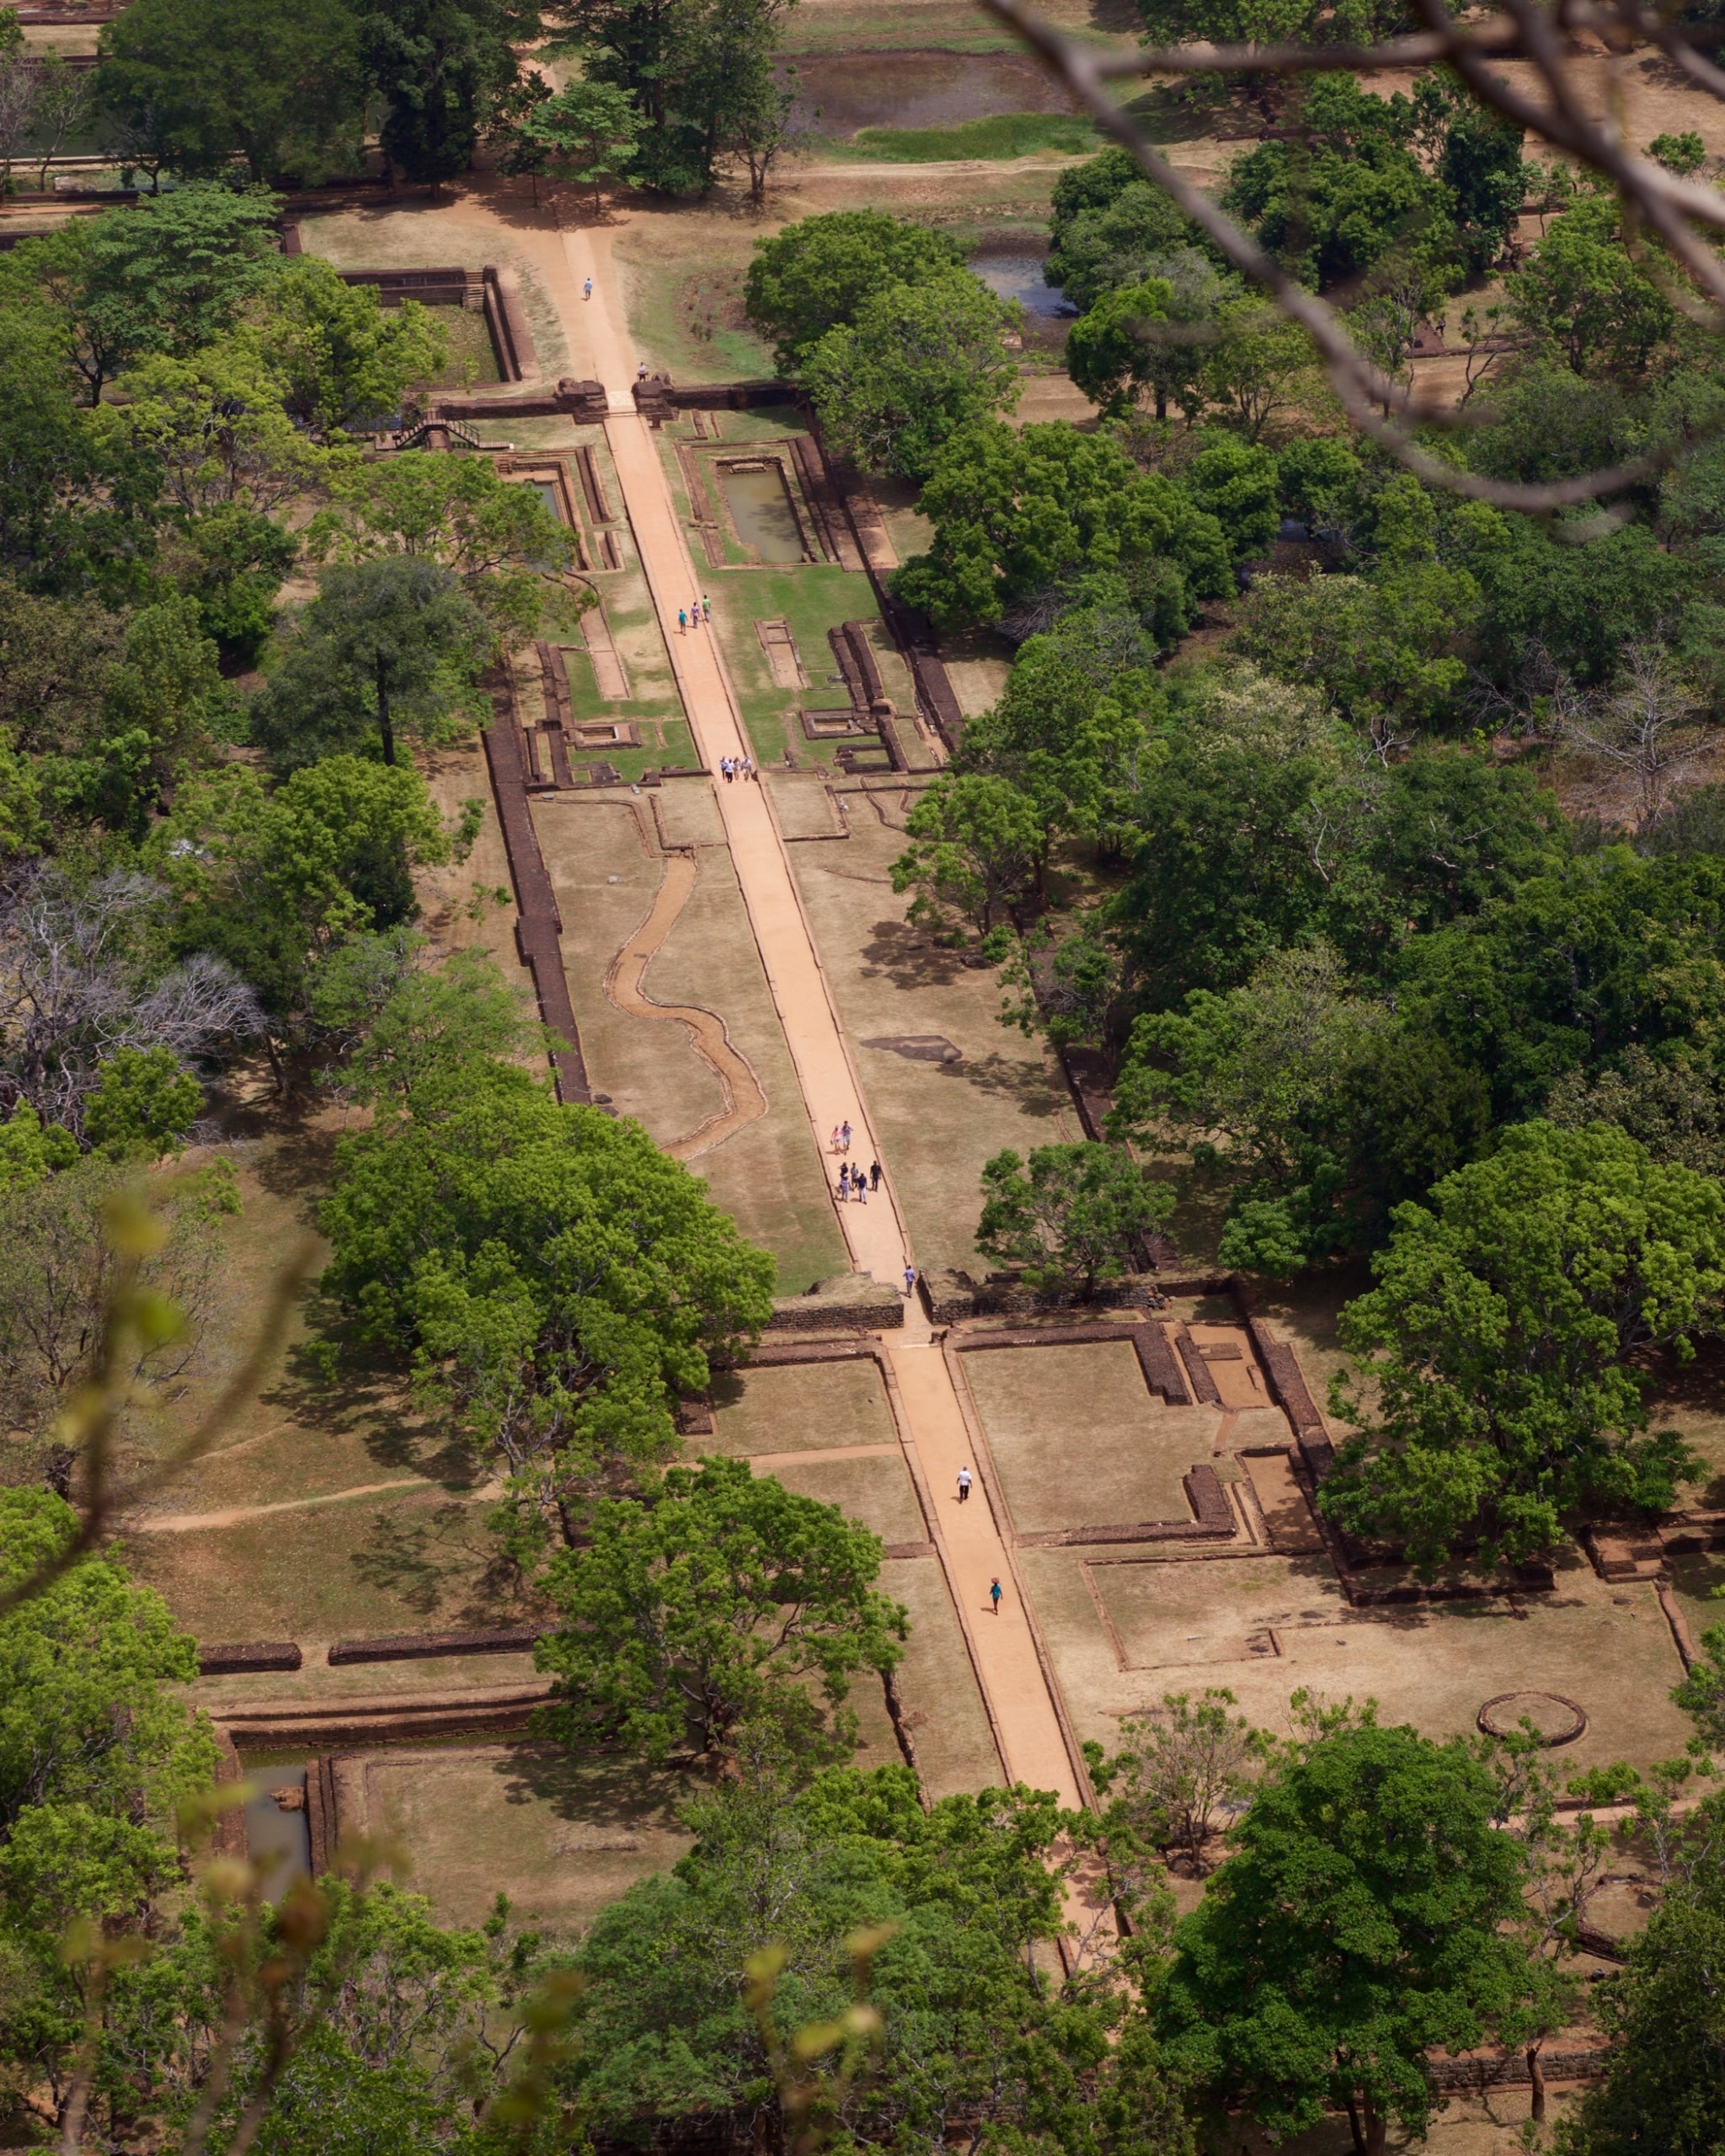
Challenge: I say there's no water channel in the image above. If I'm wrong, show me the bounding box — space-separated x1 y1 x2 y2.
970 252 1076 318
719 464 805 563
243 1763 312 1903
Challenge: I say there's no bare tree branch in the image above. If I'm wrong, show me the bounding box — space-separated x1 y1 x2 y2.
977 0 1725 510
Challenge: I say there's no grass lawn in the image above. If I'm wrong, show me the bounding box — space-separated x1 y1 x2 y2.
837 114 1100 160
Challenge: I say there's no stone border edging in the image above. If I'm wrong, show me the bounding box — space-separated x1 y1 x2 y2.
328 1625 541 1665
198 1641 302 1675
481 713 593 1103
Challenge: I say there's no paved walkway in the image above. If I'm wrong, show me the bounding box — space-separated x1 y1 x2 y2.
457 193 1087 1813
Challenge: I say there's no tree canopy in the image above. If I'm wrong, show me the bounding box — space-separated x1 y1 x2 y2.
1322 1119 1724 1571
318 1053 777 1544
1157 1709 1532 2156
745 209 969 373
894 421 1231 638
536 1454 906 1768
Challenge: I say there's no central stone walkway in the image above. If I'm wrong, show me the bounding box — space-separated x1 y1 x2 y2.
462 195 1087 1816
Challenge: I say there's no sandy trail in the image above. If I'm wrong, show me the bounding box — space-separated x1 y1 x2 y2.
603 850 770 1161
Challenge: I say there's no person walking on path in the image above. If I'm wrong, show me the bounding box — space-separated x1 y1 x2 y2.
584 278 592 300
702 594 712 622
869 1160 882 1191
691 595 702 627
957 1467 972 1504
678 607 688 634
839 1120 852 1153
990 1577 1003 1614
904 1263 917 1299
830 1125 841 1152
838 1162 850 1200
855 1172 868 1205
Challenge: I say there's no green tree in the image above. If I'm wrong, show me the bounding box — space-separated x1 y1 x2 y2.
1324 1120 1723 1572
1648 127 1706 176
1427 78 1524 278
1185 430 1280 563
115 339 325 530
0 1487 214 1835
256 257 447 439
96 0 366 184
894 420 1231 637
955 607 1160 877
1104 667 1339 1011
545 0 792 195
516 77 643 209
164 503 300 664
318 1056 776 1540
977 1141 1173 1295
1544 1788 1725 2156
251 558 493 771
1087 1689 1269 1876
743 208 968 373
1156 1711 1532 2156
152 755 466 1048
92 591 234 833
1065 277 1176 419
1234 560 1479 729
0 314 160 599
1047 159 1210 312
355 0 528 186
1220 76 1459 295
317 939 542 1104
1466 507 1702 691
309 450 579 641
1506 195 1676 378
1198 297 1315 440
0 196 286 410
801 270 1020 483
1110 944 1492 1273
81 1047 202 1161
889 772 1044 946
536 1454 905 1768
676 0 797 200
75 183 282 366
569 1761 1171 2153
0 1107 77 1195
1391 849 1725 1121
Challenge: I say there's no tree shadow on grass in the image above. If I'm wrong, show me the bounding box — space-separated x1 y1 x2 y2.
936 1050 1063 1121
261 1305 478 1489
490 1742 692 1828
859 916 983 991
347 1502 543 1625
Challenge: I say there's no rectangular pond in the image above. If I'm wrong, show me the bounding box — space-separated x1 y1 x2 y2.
719 463 804 563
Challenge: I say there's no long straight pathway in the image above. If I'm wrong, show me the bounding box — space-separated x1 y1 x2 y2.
462 192 1086 1813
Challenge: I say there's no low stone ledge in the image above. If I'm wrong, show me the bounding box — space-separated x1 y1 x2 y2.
764 1273 904 1332
1429 2048 1610 2091
1017 1518 1237 1550
327 1626 541 1666
1183 1463 1236 1532
198 1641 302 1676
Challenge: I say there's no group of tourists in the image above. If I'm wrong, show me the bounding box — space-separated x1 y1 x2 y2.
719 755 755 782
678 596 712 633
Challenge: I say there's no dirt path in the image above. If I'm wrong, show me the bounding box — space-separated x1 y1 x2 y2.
135 1479 441 1534
603 850 770 1161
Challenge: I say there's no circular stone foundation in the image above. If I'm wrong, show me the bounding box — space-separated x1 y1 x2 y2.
1477 1691 1588 1746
